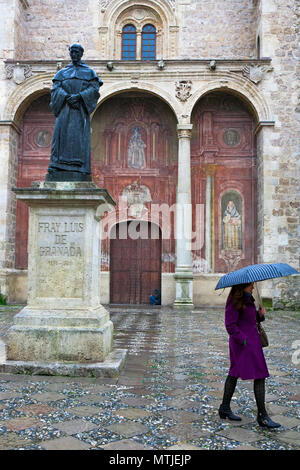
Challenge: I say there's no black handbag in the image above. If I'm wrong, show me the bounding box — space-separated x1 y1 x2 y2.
257 322 269 348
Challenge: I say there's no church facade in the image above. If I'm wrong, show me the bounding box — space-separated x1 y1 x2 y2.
0 0 299 308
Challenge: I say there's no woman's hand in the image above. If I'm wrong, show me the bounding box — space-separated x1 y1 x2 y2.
259 305 266 316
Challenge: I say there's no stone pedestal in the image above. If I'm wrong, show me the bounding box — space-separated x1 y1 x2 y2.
3 182 127 376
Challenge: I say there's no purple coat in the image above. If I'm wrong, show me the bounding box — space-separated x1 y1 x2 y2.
225 294 269 380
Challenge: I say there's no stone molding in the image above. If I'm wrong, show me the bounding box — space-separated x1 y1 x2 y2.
0 120 21 134
3 61 274 127
177 124 193 139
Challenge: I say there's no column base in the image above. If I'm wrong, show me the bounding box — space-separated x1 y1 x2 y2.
6 305 113 363
1 349 128 378
173 269 194 309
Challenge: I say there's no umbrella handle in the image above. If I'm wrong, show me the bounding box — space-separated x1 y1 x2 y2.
254 283 263 309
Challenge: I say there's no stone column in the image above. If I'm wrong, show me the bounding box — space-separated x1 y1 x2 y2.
136 32 142 60
0 122 20 300
173 124 194 308
205 173 212 272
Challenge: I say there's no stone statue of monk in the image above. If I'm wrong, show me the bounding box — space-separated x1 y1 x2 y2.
46 44 103 181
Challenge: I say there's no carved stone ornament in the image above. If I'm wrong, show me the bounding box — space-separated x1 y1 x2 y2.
121 181 152 218
175 80 192 102
5 63 33 84
242 64 273 84
99 0 110 12
167 0 176 9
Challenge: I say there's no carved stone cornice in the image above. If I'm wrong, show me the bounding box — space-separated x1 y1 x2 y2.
0 120 21 134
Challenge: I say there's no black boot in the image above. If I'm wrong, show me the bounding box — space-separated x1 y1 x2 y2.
257 412 281 428
219 405 242 421
254 378 281 428
219 375 241 421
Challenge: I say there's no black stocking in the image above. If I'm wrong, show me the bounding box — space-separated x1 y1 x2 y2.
221 375 238 409
254 378 266 414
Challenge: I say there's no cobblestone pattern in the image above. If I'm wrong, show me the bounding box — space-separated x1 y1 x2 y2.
0 305 299 450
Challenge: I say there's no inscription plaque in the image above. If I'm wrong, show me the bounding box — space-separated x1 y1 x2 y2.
36 216 85 298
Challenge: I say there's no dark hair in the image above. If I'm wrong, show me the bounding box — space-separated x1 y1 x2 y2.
228 283 252 312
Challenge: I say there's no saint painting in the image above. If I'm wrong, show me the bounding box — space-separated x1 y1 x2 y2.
127 127 146 169
222 200 242 250
46 44 103 180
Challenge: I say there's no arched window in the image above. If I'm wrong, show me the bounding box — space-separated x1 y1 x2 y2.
122 24 136 60
142 24 156 60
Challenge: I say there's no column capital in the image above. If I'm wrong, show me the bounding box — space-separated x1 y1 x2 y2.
177 124 193 139
0 120 21 134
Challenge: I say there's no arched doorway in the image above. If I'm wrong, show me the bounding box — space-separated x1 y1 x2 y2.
110 221 162 304
191 91 257 273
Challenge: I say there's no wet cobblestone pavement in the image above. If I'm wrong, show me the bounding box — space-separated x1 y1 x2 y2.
0 305 299 450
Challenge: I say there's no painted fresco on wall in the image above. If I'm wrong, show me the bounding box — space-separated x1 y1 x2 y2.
127 127 147 169
222 193 242 251
191 92 257 273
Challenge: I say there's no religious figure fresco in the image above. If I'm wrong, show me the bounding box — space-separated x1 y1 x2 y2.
222 198 242 250
127 127 146 169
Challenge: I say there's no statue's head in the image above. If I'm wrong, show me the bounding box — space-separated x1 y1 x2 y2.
69 43 84 64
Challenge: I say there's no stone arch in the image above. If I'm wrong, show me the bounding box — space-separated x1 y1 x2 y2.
94 80 180 123
99 0 178 59
3 73 53 124
186 75 274 126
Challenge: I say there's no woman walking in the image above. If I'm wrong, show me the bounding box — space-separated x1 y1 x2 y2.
219 282 281 428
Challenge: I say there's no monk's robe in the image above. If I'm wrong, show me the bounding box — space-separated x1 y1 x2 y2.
48 61 102 176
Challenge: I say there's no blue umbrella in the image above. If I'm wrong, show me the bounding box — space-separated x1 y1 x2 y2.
215 263 299 290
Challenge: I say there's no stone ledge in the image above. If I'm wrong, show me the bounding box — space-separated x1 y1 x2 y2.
0 348 128 378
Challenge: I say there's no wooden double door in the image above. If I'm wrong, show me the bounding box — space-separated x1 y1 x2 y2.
110 221 161 304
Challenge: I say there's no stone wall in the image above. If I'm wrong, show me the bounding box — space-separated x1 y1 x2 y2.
13 0 259 61
178 0 258 59
17 0 100 60
256 0 300 306
0 0 17 59
0 125 19 270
